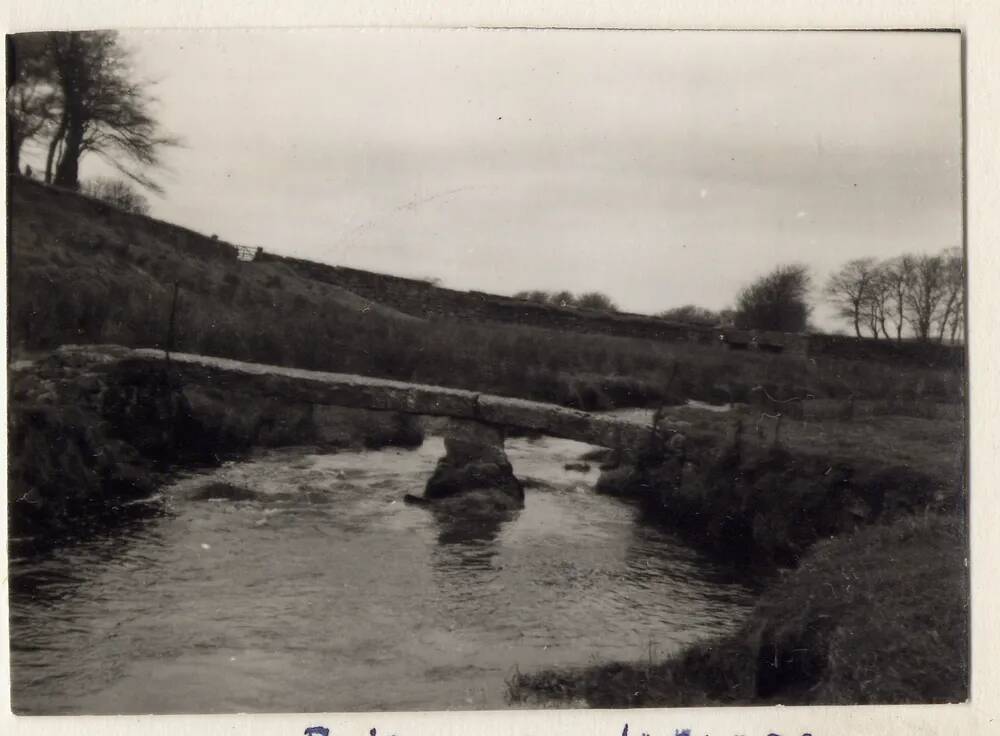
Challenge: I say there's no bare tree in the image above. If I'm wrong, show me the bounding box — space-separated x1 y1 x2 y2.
7 33 58 174
826 250 963 344
948 278 965 344
935 247 964 343
867 265 897 340
824 258 880 338
862 290 881 339
13 31 177 191
81 176 150 215
905 253 948 341
734 264 812 333
880 255 917 342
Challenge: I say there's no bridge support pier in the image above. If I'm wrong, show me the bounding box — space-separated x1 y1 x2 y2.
424 419 524 507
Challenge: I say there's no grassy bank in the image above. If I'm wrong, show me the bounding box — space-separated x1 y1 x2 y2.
508 513 968 706
595 404 965 568
9 177 963 412
513 399 968 706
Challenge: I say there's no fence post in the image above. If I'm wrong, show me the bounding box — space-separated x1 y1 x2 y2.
165 281 180 366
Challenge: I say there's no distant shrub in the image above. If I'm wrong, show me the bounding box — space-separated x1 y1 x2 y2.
734 263 811 332
658 304 723 326
512 289 551 304
575 292 618 312
81 177 150 216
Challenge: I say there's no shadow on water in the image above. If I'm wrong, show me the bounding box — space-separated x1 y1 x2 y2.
9 500 170 612
622 520 759 603
10 495 168 566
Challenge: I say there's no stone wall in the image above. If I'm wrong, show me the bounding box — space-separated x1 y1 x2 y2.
267 251 962 368
807 332 964 369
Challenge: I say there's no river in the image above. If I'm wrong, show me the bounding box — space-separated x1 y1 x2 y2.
9 434 753 714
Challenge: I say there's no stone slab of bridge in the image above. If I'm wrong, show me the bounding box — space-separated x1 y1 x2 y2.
72 346 668 505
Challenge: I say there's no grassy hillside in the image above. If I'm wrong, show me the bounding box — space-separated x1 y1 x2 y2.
8 177 414 358
8 176 963 410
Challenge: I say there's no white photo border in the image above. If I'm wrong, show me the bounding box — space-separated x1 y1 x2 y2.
2 2 996 735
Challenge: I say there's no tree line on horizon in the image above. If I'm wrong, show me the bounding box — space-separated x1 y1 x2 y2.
518 251 964 345
824 249 963 344
655 264 814 335
511 289 620 312
513 265 812 334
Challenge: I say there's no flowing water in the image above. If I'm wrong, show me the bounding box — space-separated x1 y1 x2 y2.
9 435 753 714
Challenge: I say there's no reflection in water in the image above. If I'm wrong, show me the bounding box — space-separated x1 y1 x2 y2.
429 503 518 548
429 504 515 573
9 435 754 715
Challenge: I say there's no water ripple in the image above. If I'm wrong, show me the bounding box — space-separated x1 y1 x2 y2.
10 436 753 714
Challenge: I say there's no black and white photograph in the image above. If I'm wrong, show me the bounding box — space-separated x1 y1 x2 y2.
5 22 972 719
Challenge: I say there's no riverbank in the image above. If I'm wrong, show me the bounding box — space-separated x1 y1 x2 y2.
508 402 968 706
594 407 964 568
508 512 967 706
8 346 423 546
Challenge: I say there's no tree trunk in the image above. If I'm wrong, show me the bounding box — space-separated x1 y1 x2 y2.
918 316 931 342
937 309 948 342
53 115 84 190
9 134 20 175
44 114 67 184
8 110 22 174
938 293 957 343
866 309 879 339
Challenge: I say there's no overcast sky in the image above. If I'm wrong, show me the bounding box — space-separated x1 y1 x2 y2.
23 28 963 330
